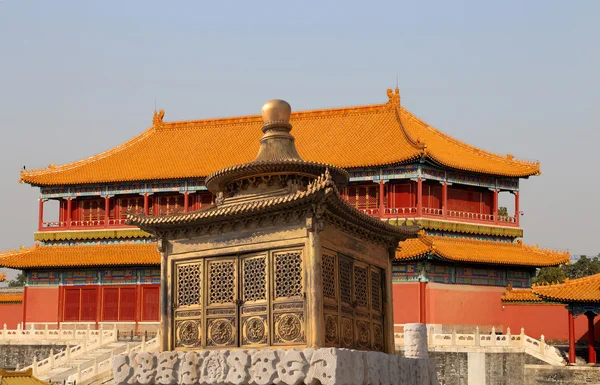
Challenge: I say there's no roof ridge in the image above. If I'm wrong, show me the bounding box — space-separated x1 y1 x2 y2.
20 127 157 181
399 106 541 170
157 102 393 131
428 235 569 255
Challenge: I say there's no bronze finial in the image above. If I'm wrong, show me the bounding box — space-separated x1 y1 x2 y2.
255 99 301 162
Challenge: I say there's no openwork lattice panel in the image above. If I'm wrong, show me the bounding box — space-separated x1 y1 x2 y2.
371 269 381 312
176 263 201 307
339 259 352 305
353 265 368 309
322 254 336 300
274 251 303 299
243 256 267 302
208 261 236 305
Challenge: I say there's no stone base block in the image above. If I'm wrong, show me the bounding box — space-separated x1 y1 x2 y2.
113 348 437 385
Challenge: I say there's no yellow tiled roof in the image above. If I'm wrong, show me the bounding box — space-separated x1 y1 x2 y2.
20 89 540 186
0 243 159 269
0 293 23 304
501 287 544 302
532 273 600 303
396 234 569 267
0 369 51 385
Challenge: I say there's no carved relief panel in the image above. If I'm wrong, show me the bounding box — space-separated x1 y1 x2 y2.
172 248 305 350
272 250 306 345
174 262 203 349
322 250 386 352
205 258 238 348
240 253 269 347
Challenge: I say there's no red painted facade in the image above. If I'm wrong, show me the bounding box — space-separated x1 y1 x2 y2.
0 303 23 328
393 282 599 342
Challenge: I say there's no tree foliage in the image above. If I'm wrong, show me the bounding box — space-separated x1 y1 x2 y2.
534 254 600 284
498 206 509 217
7 272 26 287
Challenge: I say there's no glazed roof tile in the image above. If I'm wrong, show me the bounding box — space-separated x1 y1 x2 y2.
0 293 23 304
0 244 159 269
20 89 540 186
396 234 569 267
532 273 600 303
0 369 51 385
501 287 544 303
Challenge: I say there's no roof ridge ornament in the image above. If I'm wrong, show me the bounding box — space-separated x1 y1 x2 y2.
386 88 400 106
153 109 165 126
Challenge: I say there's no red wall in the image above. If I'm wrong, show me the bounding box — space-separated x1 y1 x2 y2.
0 303 23 328
392 282 421 324
24 286 60 324
393 282 599 342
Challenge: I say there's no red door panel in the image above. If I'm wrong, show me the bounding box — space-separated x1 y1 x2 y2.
120 288 136 321
80 288 97 321
142 287 160 321
103 288 119 321
64 289 81 321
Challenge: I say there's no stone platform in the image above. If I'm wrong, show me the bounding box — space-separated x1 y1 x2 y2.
113 348 437 385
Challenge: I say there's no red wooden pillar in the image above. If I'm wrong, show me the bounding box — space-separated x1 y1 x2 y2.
104 195 110 227
184 192 189 213
442 183 448 218
96 286 102 329
568 309 576 364
22 286 28 329
135 285 141 334
143 193 149 216
514 191 520 226
417 178 423 216
378 181 385 218
419 281 427 324
38 199 44 230
493 189 499 223
66 198 72 229
587 312 596 364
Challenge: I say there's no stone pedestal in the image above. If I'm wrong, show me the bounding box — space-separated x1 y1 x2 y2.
113 348 438 385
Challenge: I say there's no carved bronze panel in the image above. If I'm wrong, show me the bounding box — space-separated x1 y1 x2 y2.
274 312 305 344
176 262 202 307
242 315 268 346
175 319 201 348
274 251 303 299
341 317 354 348
322 253 336 300
324 314 339 345
206 318 236 347
355 319 371 349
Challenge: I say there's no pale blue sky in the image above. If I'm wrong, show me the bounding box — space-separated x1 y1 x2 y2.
0 1 598 280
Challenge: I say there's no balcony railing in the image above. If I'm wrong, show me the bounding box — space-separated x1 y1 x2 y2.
41 218 132 231
384 207 418 215
447 210 494 222
40 207 518 231
367 206 518 227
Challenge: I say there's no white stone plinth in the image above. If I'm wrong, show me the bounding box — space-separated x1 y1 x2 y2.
403 323 428 359
113 348 438 385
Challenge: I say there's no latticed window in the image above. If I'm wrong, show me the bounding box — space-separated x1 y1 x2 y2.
118 197 144 218
80 199 105 221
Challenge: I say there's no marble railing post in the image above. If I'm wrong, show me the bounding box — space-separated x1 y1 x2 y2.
404 323 428 359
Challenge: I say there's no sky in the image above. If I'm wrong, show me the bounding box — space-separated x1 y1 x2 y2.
0 1 598 281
